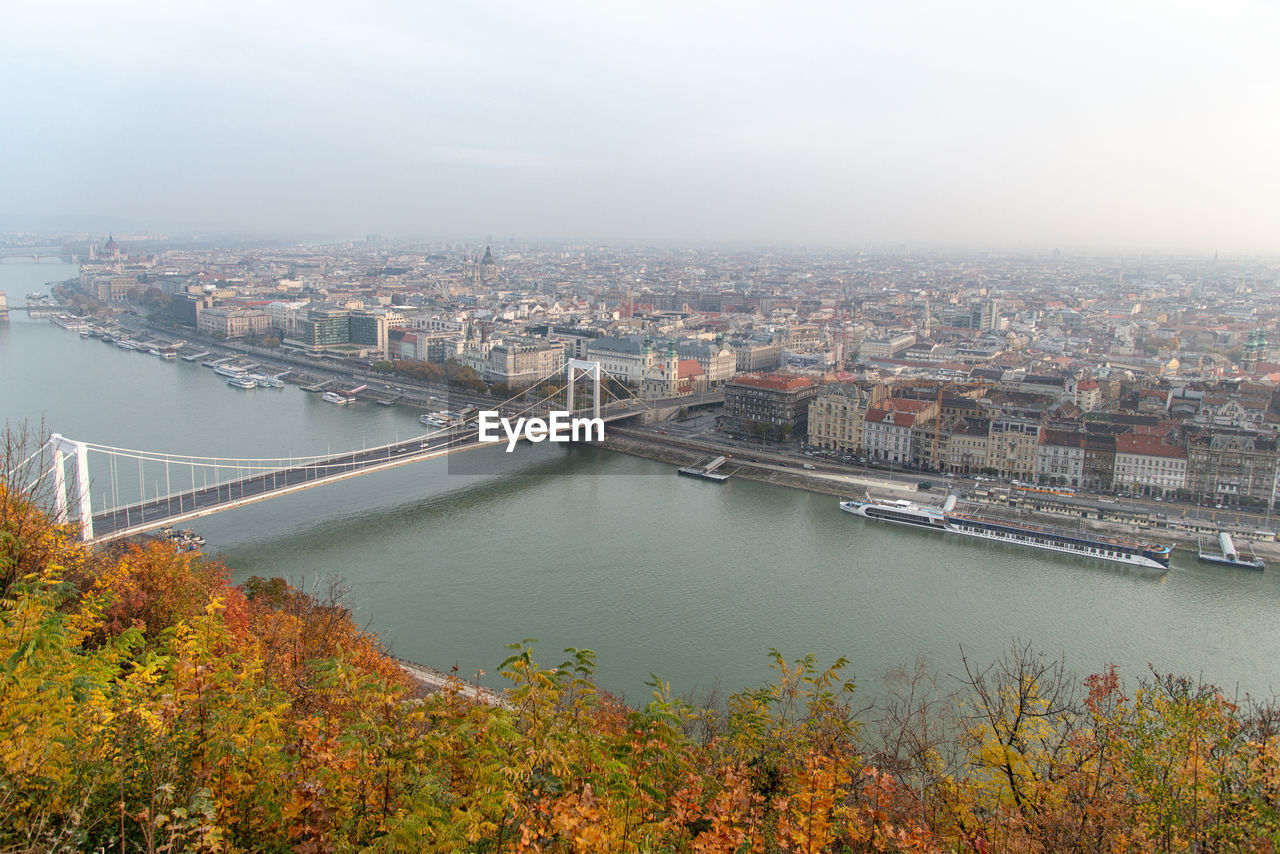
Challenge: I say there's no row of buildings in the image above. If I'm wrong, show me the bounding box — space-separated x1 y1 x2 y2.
721 371 1280 506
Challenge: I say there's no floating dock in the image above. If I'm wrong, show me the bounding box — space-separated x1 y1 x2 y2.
1198 532 1265 570
181 351 210 362
678 455 731 482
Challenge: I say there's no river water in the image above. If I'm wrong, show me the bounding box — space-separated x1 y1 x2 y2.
4 262 1279 703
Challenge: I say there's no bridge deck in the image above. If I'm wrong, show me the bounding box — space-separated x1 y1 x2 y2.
89 404 647 541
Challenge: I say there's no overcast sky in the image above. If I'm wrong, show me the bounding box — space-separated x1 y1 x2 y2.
2 1 1278 251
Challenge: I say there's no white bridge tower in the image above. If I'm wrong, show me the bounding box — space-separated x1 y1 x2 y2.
49 433 94 541
564 359 602 421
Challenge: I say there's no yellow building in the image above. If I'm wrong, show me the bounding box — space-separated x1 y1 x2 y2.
947 418 991 475
986 417 1042 481
807 382 888 453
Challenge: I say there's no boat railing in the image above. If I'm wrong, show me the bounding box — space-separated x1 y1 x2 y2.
947 511 1156 551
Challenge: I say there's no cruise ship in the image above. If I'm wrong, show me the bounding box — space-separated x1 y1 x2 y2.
321 391 349 405
840 495 1172 570
213 363 248 378
51 314 89 332
944 510 1172 570
838 497 948 531
227 375 258 389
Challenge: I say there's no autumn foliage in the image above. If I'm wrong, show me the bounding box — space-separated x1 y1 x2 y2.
2 475 1280 851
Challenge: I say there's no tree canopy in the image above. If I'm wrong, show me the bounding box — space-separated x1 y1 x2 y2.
2 436 1278 852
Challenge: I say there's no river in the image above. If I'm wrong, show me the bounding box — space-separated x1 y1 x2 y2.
3 261 1279 703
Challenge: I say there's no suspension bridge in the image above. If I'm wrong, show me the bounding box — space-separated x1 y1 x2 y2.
9 359 655 544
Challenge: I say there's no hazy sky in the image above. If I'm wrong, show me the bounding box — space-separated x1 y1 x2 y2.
3 1 1278 251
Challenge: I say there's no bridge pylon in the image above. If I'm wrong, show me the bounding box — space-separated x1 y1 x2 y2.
564 359 602 421
48 433 93 541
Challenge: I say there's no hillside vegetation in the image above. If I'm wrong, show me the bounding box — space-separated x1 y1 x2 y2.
2 474 1279 852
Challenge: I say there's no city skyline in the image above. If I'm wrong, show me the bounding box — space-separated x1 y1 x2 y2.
4 1 1279 252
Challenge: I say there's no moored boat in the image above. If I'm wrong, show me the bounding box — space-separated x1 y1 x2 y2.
322 391 349 404
250 374 285 388
838 497 948 531
943 510 1171 570
227 375 258 389
161 528 206 551
840 495 1172 570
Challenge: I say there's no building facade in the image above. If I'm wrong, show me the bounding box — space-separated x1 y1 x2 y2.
722 373 819 442
1114 435 1187 497
863 408 917 465
1185 431 1280 507
482 341 566 387
986 417 1042 481
1036 429 1086 487
806 382 888 453
196 307 272 338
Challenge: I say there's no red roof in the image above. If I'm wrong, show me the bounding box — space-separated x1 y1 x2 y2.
677 359 704 380
1115 434 1186 459
731 373 815 392
866 407 917 428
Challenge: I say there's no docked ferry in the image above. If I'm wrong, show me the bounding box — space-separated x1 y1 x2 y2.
943 510 1171 570
838 497 948 531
